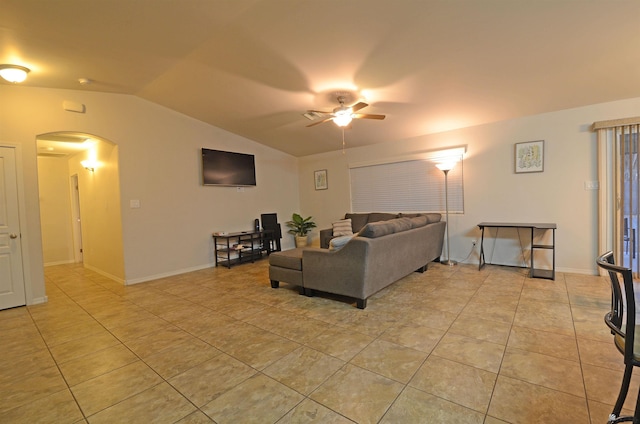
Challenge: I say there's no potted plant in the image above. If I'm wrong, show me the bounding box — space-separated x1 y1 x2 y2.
286 213 317 247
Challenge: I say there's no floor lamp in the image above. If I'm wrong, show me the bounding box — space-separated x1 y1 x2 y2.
436 161 457 266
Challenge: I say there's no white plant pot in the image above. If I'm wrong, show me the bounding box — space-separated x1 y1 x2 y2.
295 235 308 247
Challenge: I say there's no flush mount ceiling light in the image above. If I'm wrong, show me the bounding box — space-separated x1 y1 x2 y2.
0 64 30 83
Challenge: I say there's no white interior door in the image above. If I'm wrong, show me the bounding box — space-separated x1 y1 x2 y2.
0 146 26 309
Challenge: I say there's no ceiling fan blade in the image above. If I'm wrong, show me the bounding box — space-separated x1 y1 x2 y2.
353 113 386 120
350 102 368 112
306 117 334 127
307 109 333 115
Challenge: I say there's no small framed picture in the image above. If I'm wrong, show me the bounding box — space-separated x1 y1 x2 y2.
314 169 328 190
515 140 544 173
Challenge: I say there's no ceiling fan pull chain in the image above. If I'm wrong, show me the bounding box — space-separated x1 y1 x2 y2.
342 128 346 154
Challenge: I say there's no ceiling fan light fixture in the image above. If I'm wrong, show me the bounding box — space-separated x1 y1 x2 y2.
0 64 30 83
333 109 353 127
304 94 385 129
333 115 352 127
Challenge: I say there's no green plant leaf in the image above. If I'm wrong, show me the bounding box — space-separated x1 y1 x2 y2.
285 213 316 236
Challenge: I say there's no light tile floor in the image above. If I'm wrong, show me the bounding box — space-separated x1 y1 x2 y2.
1 260 637 423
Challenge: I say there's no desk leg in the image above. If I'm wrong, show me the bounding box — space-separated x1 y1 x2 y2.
530 227 534 278
213 237 219 267
478 227 486 270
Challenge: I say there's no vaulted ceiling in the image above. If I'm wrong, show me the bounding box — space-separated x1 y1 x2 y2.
3 0 640 156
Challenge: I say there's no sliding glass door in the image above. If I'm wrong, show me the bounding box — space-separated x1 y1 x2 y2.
620 129 639 274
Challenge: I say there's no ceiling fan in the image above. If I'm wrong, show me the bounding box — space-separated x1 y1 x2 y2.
304 96 386 128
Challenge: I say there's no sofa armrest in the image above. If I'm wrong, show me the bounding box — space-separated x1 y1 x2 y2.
302 243 369 299
319 228 334 249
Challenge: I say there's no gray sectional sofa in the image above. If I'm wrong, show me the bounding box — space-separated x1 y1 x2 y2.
269 213 446 308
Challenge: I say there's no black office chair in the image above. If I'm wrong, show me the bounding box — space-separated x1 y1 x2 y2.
261 213 282 252
597 251 640 423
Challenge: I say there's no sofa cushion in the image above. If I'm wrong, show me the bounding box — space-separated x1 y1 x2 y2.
329 234 355 251
367 212 398 223
425 213 442 224
409 215 428 228
268 248 304 270
391 217 413 232
345 213 369 232
358 221 397 238
399 213 422 218
332 218 353 236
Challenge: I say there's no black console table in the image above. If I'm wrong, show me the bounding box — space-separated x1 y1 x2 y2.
213 230 272 268
477 222 556 280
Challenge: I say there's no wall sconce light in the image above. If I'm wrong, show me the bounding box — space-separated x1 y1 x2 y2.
0 65 30 83
81 160 97 172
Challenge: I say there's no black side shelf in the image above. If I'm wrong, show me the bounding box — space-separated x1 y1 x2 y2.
530 228 556 280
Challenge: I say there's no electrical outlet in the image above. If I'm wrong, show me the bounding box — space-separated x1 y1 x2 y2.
472 239 477 247
584 181 599 190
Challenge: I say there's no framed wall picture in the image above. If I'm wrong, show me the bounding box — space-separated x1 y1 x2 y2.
515 140 544 173
314 169 328 190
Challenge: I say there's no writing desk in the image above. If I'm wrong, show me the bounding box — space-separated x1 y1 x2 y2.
477 222 556 280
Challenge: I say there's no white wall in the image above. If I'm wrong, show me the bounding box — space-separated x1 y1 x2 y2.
68 141 125 282
37 138 125 281
299 97 640 275
7 82 639 305
0 85 300 303
37 156 75 265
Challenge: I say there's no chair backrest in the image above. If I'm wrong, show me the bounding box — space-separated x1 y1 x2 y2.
597 251 637 364
261 213 281 238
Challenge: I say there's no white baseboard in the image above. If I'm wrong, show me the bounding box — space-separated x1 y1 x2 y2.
556 267 599 276
43 259 75 267
459 258 598 276
28 296 48 305
83 264 125 285
125 263 215 285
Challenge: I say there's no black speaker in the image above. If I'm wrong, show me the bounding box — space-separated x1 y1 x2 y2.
254 218 260 232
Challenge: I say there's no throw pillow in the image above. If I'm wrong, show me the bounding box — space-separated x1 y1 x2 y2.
332 218 353 236
329 234 355 251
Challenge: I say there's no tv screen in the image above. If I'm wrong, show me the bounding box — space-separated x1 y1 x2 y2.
202 148 256 186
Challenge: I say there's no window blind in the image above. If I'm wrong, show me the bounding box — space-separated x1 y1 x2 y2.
593 116 640 276
349 158 464 213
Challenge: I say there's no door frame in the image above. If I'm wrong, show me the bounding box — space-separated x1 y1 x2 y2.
0 142 39 306
70 174 83 263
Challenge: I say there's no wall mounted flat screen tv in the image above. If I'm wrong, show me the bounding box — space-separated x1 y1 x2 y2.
202 148 256 186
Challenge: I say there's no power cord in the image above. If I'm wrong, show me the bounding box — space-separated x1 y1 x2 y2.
458 242 476 264
460 227 529 266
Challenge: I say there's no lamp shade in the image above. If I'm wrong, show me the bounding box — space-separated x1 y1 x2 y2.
436 161 456 172
0 65 30 83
